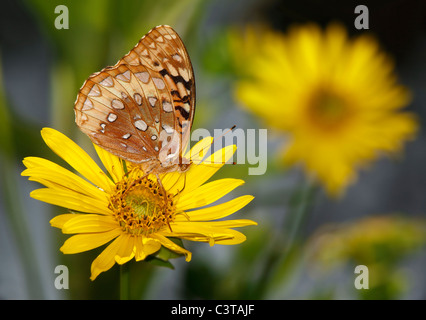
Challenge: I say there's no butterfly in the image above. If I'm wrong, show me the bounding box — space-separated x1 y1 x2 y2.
74 25 195 179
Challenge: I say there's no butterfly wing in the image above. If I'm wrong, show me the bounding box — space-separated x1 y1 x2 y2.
74 25 195 164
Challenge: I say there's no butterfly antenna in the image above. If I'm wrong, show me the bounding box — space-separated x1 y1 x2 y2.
213 125 236 144
194 125 237 166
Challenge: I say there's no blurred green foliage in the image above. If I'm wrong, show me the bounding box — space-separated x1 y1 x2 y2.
308 215 426 299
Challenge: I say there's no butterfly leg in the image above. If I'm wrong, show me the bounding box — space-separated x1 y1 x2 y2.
154 173 174 233
172 171 187 198
154 173 166 197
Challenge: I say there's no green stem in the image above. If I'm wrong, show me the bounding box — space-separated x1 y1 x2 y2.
250 181 317 298
284 182 317 253
120 263 130 300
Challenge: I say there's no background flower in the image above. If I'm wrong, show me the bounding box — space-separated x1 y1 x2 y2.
230 24 418 196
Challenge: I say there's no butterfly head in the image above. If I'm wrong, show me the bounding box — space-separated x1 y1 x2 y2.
137 154 191 176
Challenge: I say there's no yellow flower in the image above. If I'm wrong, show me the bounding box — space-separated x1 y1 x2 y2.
230 24 418 196
22 128 256 280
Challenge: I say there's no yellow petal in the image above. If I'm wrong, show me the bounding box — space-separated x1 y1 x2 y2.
40 128 114 193
114 234 135 264
176 163 222 195
60 228 122 254
30 188 110 215
198 219 258 228
134 237 162 261
90 234 126 280
93 144 125 184
203 144 237 166
178 145 237 196
22 157 108 202
50 213 84 229
176 195 254 222
62 214 118 234
208 229 248 245
162 142 237 197
176 178 245 211
184 136 214 161
161 171 186 195
162 223 250 246
149 234 192 261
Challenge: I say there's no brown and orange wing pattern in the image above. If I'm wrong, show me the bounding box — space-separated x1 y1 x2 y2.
74 25 195 164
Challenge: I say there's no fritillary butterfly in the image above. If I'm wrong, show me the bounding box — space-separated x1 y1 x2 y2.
74 25 195 177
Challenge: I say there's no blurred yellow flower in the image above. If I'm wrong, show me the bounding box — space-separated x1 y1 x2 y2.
22 128 256 280
230 24 418 196
310 215 426 267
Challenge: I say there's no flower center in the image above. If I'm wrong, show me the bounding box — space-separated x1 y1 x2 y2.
306 86 352 131
109 176 175 235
